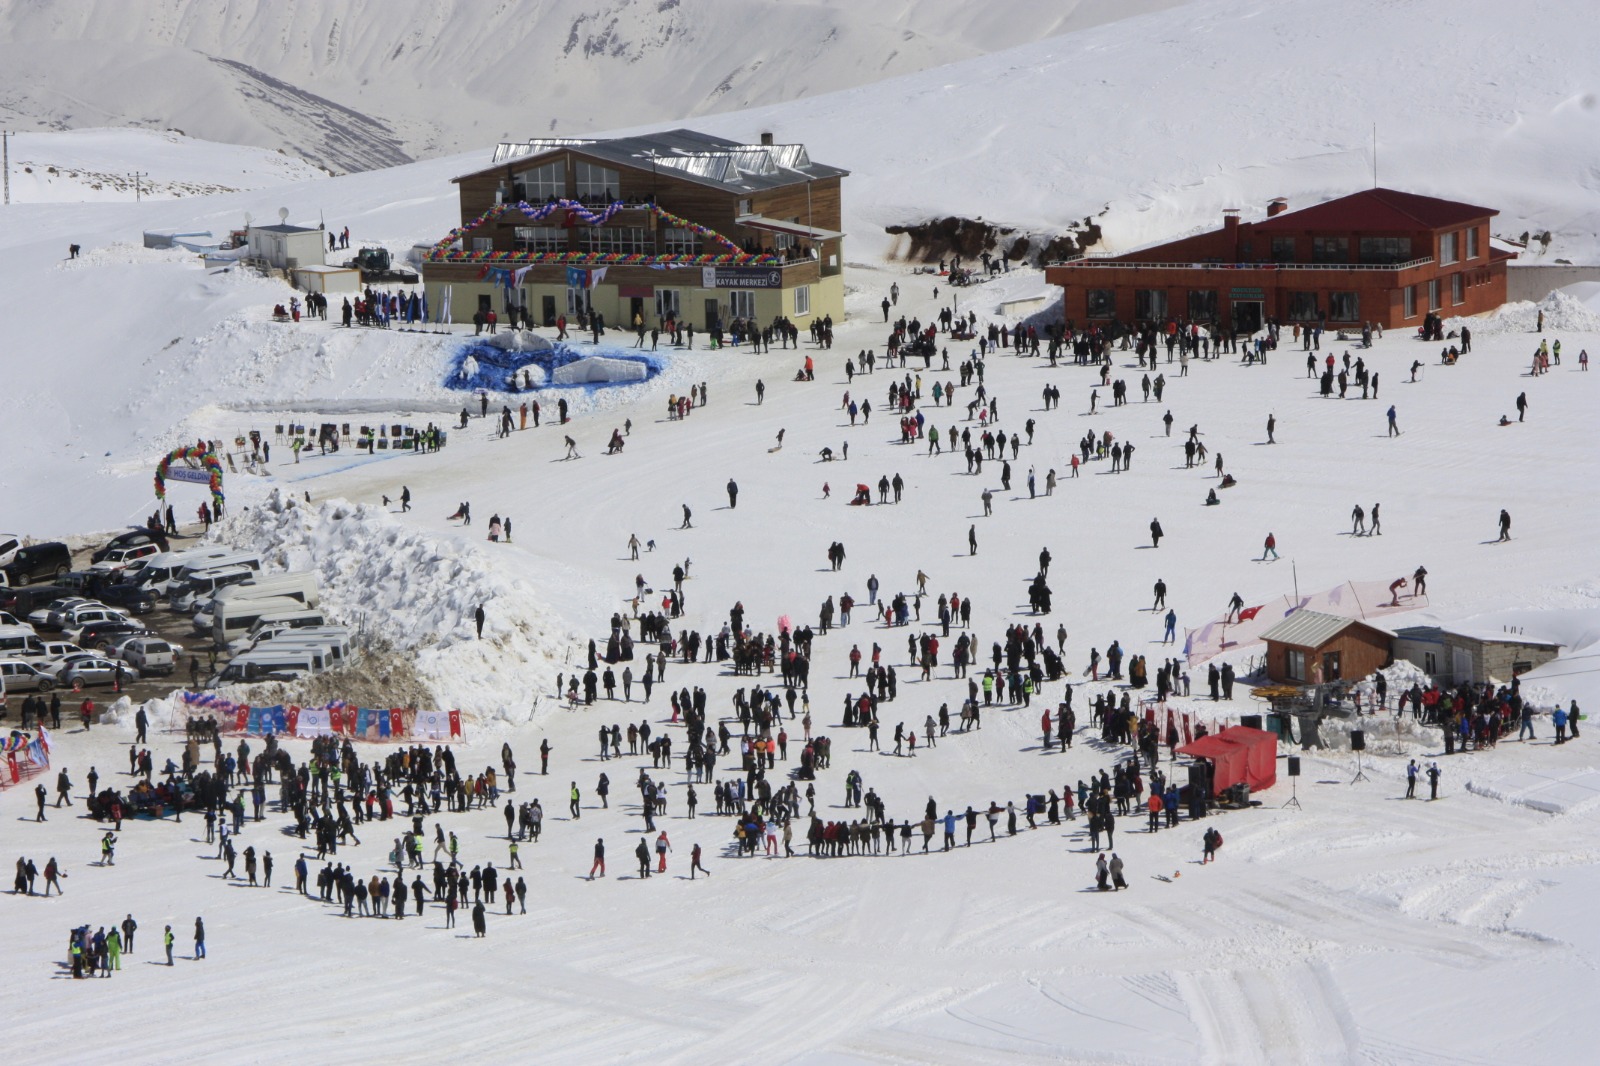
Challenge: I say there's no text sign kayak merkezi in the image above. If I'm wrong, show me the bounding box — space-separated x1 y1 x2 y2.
702 266 784 289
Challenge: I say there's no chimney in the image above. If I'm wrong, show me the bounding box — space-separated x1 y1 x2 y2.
1223 209 1241 260
760 131 774 146
1267 197 1289 218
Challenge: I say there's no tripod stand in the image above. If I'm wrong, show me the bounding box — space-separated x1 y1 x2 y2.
1350 749 1369 784
1282 774 1302 810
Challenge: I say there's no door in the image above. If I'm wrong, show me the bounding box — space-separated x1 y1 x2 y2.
704 298 720 331
629 296 645 325
1451 645 1472 684
477 294 493 315
1232 300 1262 335
541 295 557 326
1321 650 1342 682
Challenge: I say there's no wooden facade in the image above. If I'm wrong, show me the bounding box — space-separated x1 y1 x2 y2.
1264 621 1393 685
425 131 847 330
1046 189 1514 333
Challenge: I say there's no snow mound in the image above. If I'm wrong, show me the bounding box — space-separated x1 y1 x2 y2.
1467 767 1600 814
551 356 650 386
212 490 576 722
58 241 200 270
1445 289 1600 336
481 331 554 355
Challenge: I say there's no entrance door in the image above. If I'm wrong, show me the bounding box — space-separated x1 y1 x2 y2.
630 296 645 325
541 295 557 327
704 298 720 331
477 294 493 315
1232 300 1263 335
1321 650 1342 682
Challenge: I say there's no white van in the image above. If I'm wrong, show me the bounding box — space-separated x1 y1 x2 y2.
136 548 238 595
170 565 259 612
215 647 330 685
266 631 352 666
194 572 319 629
0 625 46 660
226 610 331 653
206 596 316 647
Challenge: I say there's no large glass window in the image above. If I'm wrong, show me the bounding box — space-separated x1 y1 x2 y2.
1085 289 1115 319
1403 285 1416 318
730 290 757 318
1359 236 1414 264
1134 289 1167 321
1328 291 1359 321
513 161 564 201
1312 237 1348 264
655 290 681 319
1452 274 1465 305
793 285 811 316
1286 649 1306 681
1427 278 1440 311
471 237 494 253
1271 237 1296 263
1467 227 1480 259
1440 232 1458 265
663 227 699 256
1288 291 1320 321
1187 290 1218 321
575 162 620 201
579 227 650 254
513 226 566 253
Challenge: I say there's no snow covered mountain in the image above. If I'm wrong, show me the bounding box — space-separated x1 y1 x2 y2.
0 0 1173 173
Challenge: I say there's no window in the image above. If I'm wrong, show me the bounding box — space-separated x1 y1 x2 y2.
1134 289 1167 321
662 227 699 256
513 226 566 253
1359 236 1413 264
1512 660 1533 677
471 237 494 253
793 285 811 316
730 290 757 318
1403 285 1417 318
1328 292 1359 321
655 290 681 319
738 199 752 216
1451 274 1465 305
579 227 650 254
1288 291 1320 321
1427 278 1440 311
1270 237 1296 263
1085 289 1115 319
1312 237 1348 264
1440 231 1458 265
1286 649 1306 681
1187 290 1218 321
1423 651 1438 675
1467 227 1480 259
575 162 620 201
566 286 588 316
513 160 564 201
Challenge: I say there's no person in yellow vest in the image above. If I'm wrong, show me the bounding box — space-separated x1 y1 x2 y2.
164 925 175 966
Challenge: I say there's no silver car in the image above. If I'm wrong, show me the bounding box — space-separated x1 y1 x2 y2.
56 655 131 688
0 658 56 692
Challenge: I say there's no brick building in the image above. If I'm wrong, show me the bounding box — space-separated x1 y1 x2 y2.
1045 188 1513 334
423 129 846 332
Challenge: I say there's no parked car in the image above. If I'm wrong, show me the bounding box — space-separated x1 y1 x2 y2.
37 641 88 663
2 542 73 585
55 571 100 595
97 582 158 616
59 603 131 634
111 636 176 676
55 655 130 688
90 528 169 563
88 542 162 574
0 611 33 632
0 534 21 568
28 597 101 630
0 584 71 617
0 658 56 692
75 621 150 652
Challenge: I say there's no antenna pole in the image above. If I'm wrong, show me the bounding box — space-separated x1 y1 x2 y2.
2 130 9 205
1372 124 1377 188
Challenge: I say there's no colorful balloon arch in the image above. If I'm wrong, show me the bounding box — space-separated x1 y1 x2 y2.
154 441 225 510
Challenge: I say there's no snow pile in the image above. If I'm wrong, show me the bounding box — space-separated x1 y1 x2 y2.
552 356 651 386
1316 712 1440 756
213 490 576 721
1350 659 1435 701
1466 767 1600 814
58 241 202 270
1445 289 1600 336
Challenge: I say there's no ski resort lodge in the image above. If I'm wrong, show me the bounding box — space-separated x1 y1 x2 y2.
1260 611 1394 685
423 129 847 331
1046 189 1512 333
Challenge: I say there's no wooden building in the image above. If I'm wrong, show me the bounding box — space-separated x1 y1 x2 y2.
1260 610 1393 685
423 129 847 331
1392 625 1561 686
1045 188 1513 334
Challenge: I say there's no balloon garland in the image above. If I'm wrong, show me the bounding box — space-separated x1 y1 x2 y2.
425 199 783 266
154 441 225 510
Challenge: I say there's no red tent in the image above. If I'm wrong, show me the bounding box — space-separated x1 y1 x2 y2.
1176 726 1278 795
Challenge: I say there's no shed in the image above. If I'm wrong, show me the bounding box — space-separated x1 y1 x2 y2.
1393 625 1561 685
248 222 327 271
1176 726 1278 795
294 264 361 295
1260 609 1392 684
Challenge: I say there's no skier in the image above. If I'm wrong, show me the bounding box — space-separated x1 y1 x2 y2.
1149 518 1163 548
1426 762 1441 800
1387 404 1399 437
1202 826 1222 863
1262 532 1278 560
726 479 738 509
1497 509 1511 542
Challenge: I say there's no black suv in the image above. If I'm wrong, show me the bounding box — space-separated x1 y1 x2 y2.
91 528 169 564
3 542 72 585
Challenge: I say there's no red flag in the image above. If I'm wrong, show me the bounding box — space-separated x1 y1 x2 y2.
286 706 300 735
1181 713 1193 745
235 706 249 733
1237 605 1262 622
390 708 404 737
448 709 462 738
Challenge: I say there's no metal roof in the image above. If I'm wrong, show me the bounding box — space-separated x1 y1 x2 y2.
460 128 848 193
1260 610 1392 648
1395 624 1562 649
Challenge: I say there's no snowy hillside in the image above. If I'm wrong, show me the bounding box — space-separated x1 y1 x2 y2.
1 128 326 202
0 0 1166 173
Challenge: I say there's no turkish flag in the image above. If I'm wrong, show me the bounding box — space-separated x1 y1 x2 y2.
448 709 462 738
390 709 404 737
235 706 249 733
287 706 300 735
1237 605 1262 622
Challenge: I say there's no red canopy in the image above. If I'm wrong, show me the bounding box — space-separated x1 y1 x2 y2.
1176 726 1278 794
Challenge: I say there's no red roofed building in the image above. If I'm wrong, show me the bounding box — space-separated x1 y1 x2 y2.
1046 189 1513 334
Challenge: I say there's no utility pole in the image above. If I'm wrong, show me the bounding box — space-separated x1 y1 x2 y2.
134 171 146 202
2 130 10 205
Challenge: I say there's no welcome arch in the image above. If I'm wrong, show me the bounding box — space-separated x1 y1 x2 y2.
154 441 225 512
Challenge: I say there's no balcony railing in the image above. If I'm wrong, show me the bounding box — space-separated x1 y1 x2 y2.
1051 255 1435 272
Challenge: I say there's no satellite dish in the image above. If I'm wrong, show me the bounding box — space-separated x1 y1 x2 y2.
278 207 289 222
244 211 253 225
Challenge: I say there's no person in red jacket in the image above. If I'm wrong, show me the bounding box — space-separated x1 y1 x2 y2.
1262 532 1279 560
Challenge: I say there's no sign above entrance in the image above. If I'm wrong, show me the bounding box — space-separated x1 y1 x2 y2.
1230 287 1266 299
702 266 783 290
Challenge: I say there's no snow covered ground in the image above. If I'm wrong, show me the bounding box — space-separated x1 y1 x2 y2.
4 1 1600 1058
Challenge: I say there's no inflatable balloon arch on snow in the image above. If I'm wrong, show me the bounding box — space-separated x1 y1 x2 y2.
177 692 462 742
154 442 225 511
